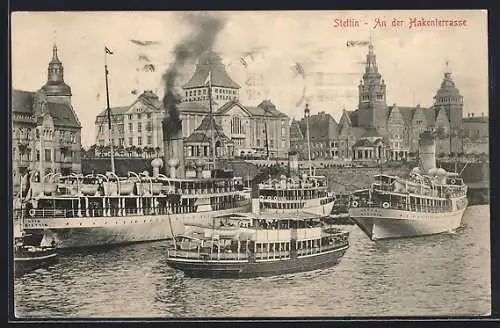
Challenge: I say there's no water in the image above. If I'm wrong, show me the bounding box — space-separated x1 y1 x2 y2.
13 205 490 318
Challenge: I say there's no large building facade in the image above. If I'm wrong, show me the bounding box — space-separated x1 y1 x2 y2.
290 43 470 163
12 45 82 188
94 51 290 159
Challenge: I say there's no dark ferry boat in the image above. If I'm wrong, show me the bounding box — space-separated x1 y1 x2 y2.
165 212 349 278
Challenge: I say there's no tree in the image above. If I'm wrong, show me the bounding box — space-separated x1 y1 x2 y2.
126 146 133 158
80 146 87 159
88 144 97 158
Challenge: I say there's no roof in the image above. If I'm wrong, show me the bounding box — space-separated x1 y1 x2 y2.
361 126 379 138
177 101 211 114
351 127 367 139
45 102 81 128
422 108 436 126
347 110 359 126
353 136 385 147
248 100 289 118
289 119 304 140
12 90 34 114
183 51 240 89
96 106 129 117
216 100 252 116
185 115 231 143
298 111 338 139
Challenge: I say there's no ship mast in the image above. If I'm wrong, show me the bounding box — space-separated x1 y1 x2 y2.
304 104 312 176
207 71 217 172
104 47 116 174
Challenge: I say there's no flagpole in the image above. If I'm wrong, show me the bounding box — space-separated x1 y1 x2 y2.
207 72 216 172
104 47 116 174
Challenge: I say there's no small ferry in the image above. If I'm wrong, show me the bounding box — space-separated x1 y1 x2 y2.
19 161 250 249
254 173 336 216
349 130 468 240
165 213 349 278
14 235 58 276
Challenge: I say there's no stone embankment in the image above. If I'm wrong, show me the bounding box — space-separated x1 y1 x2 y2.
315 167 410 194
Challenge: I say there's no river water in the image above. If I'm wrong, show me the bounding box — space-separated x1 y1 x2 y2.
13 205 490 318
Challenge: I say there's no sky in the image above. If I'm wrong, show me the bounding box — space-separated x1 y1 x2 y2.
11 10 488 146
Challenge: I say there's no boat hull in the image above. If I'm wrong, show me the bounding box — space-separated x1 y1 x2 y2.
166 246 348 279
349 206 467 240
14 250 58 276
24 205 250 249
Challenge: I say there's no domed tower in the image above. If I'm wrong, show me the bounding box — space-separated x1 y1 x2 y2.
433 64 463 130
182 51 240 107
41 44 72 104
432 63 464 154
357 42 387 134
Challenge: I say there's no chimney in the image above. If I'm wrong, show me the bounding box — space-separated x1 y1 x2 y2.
162 117 185 178
418 131 436 173
288 151 299 177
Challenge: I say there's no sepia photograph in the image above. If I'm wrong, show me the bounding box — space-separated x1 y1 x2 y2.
10 10 490 318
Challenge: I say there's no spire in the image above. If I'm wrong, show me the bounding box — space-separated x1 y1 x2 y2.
51 44 61 64
365 40 378 75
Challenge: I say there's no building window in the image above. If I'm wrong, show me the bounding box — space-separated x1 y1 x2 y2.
128 123 133 131
147 136 152 145
128 115 132 120
146 122 152 132
137 114 142 120
44 149 51 162
128 137 133 145
137 122 142 133
147 113 151 119
36 150 40 161
138 137 142 146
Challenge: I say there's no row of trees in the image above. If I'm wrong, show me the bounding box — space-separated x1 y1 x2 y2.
81 144 162 159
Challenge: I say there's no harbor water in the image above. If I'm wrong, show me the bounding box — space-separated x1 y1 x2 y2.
13 205 490 318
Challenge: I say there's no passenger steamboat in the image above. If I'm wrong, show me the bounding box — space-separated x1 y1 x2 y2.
165 104 349 278
165 212 349 278
18 50 250 249
349 130 468 240
19 160 251 249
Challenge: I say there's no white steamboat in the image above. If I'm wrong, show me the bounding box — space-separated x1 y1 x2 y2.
20 159 250 249
349 131 468 240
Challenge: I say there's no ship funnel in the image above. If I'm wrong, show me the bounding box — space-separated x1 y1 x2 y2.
168 159 179 179
288 151 299 177
195 160 204 179
418 130 436 173
162 118 185 179
151 158 163 179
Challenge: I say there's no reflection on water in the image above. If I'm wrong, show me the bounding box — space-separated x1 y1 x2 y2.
14 205 490 318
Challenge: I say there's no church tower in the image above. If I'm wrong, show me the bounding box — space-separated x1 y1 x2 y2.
432 63 464 154
41 44 72 104
357 42 387 134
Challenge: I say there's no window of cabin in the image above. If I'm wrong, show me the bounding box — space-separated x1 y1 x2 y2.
137 122 142 133
138 137 142 146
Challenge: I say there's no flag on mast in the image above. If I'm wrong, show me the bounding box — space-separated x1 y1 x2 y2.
105 46 114 55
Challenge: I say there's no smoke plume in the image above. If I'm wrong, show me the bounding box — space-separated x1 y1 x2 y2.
162 13 226 137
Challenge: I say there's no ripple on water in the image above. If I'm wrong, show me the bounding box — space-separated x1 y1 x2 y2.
14 206 491 317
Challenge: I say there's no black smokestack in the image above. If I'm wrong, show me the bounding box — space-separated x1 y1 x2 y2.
161 13 226 176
